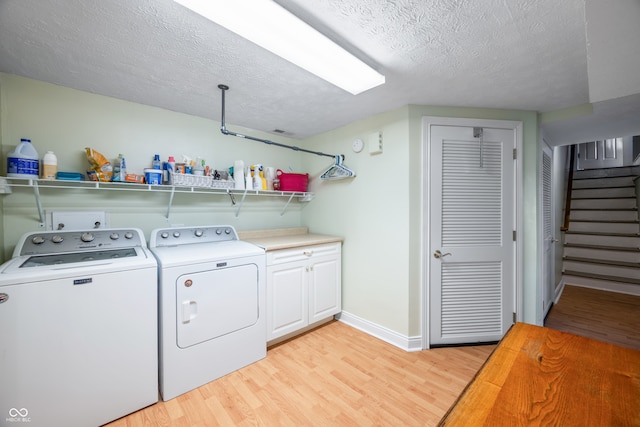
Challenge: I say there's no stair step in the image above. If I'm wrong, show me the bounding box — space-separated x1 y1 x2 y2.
570 210 639 221
568 221 639 234
564 246 640 263
564 242 640 252
572 176 637 189
563 259 639 280
565 230 640 237
563 256 640 269
573 166 640 179
563 270 640 285
564 233 640 248
572 187 636 199
563 274 640 296
571 198 637 209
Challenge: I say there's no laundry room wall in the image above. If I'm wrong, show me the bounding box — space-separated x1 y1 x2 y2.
302 103 540 346
0 73 307 259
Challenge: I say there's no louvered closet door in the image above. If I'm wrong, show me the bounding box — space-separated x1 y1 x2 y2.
429 125 515 346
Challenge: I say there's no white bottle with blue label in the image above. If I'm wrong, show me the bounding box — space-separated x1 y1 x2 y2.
7 138 39 179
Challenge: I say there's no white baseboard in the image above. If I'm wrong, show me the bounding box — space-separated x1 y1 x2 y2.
554 278 566 304
336 311 422 352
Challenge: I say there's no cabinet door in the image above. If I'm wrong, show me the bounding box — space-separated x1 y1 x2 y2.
308 254 341 324
266 260 308 340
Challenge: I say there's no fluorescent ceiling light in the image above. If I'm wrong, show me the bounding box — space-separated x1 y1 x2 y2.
174 0 385 95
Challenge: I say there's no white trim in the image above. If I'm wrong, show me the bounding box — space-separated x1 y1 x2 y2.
554 277 566 305
336 312 422 352
421 116 524 350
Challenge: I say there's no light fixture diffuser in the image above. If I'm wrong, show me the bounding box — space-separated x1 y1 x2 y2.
174 0 385 95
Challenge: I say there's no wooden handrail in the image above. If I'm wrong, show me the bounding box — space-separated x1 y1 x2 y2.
560 144 576 231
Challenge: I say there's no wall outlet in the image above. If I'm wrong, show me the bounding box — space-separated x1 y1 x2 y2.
368 131 383 155
46 210 109 231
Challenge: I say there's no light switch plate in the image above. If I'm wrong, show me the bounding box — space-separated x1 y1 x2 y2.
368 131 383 155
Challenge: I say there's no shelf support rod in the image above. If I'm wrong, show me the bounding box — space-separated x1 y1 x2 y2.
280 193 296 216
227 189 236 206
165 186 176 220
235 189 248 217
32 180 45 226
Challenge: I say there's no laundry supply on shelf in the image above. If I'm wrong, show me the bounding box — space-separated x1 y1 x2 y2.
85 147 113 182
7 138 39 179
112 154 127 182
42 151 58 180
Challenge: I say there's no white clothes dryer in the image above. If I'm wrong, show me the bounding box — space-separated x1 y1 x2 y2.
0 228 158 427
149 225 266 401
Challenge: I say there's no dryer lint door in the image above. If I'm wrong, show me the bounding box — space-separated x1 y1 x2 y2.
176 264 259 348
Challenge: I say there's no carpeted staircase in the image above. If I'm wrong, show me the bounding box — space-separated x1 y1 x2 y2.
563 165 640 295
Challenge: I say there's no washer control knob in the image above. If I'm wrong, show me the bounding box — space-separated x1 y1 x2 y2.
81 232 95 242
51 235 64 244
124 232 134 239
110 233 120 240
225 228 231 235
160 232 169 239
216 229 223 235
31 236 45 245
194 229 204 237
173 231 181 238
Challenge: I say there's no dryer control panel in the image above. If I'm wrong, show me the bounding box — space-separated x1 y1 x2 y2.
14 228 146 256
149 225 238 248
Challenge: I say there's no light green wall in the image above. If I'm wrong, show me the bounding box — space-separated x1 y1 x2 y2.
301 107 412 335
0 73 306 259
303 104 540 337
1 73 543 339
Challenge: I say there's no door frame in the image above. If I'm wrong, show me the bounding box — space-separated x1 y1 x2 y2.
421 116 524 349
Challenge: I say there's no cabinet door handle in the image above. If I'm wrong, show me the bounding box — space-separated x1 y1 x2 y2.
303 250 313 257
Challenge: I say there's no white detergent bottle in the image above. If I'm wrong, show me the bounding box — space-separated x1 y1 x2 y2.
7 138 39 179
42 151 58 180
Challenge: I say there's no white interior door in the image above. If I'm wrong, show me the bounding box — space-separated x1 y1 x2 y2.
427 123 516 346
541 143 555 318
577 139 623 170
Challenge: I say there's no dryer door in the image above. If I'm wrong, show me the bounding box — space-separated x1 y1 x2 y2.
176 264 259 348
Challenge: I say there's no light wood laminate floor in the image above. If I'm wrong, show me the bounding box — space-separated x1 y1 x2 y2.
106 321 495 426
544 284 640 350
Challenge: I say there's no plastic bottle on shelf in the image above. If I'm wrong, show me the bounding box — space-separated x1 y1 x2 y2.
152 154 161 170
112 154 127 182
164 156 175 184
194 157 205 176
253 164 262 190
42 151 58 180
7 138 39 179
233 160 245 190
259 168 267 190
245 167 252 190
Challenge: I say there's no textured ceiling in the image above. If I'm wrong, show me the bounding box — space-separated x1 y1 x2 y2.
0 0 637 143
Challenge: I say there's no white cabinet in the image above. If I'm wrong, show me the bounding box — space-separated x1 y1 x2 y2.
266 242 341 341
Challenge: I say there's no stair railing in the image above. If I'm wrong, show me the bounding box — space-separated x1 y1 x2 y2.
560 144 576 232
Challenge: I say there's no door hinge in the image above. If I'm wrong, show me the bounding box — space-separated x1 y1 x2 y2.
513 148 517 159
513 312 517 323
513 230 516 241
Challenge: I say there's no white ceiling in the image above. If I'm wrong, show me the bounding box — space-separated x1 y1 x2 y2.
0 0 638 144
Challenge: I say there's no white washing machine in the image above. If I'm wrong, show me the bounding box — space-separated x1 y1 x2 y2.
0 228 158 427
149 225 266 401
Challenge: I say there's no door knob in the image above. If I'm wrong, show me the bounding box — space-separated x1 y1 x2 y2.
434 250 452 259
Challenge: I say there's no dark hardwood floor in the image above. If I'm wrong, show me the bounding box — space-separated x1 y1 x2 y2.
544 284 640 351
